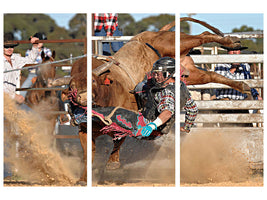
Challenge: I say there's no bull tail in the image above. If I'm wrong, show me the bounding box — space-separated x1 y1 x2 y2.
180 17 224 36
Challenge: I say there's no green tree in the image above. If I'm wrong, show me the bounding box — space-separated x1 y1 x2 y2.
180 21 190 34
118 14 175 35
4 13 86 59
231 25 263 53
232 25 254 32
69 14 87 39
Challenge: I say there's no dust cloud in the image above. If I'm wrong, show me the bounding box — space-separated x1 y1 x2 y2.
180 131 251 184
92 127 175 186
4 94 82 186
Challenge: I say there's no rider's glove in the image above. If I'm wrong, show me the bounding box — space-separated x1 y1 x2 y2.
141 117 163 137
141 122 157 136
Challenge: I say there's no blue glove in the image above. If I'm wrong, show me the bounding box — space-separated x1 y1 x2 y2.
141 122 157 137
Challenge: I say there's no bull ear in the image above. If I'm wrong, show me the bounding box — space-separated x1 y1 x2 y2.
52 50 56 59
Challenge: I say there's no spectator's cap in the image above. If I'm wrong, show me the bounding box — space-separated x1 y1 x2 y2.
4 32 19 48
220 45 248 51
186 49 201 56
30 32 47 40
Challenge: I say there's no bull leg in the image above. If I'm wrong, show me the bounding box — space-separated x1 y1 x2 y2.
92 138 96 163
180 32 240 56
106 137 126 170
199 32 240 48
186 69 251 93
78 131 87 184
181 56 251 93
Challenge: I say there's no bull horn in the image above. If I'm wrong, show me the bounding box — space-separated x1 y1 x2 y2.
52 77 72 86
92 61 113 76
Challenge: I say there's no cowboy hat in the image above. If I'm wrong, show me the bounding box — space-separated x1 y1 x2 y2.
29 32 47 40
220 45 248 51
4 32 19 48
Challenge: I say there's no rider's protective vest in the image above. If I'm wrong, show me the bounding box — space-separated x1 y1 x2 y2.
142 83 175 134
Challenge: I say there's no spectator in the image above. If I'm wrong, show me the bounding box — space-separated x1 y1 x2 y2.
21 32 52 97
25 32 52 64
3 32 39 179
3 32 39 104
215 45 262 101
93 13 124 56
214 45 262 127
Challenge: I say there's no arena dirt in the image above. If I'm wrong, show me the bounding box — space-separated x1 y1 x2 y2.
4 94 83 186
180 130 262 186
92 127 175 186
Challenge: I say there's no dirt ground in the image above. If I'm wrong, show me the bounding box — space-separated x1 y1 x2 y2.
180 131 263 187
3 96 263 187
92 127 176 186
3 94 83 186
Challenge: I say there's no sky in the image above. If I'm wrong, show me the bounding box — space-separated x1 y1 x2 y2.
46 13 164 29
47 13 263 35
180 13 263 35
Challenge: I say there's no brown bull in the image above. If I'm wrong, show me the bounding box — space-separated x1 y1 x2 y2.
92 17 252 171
92 26 176 170
180 17 250 93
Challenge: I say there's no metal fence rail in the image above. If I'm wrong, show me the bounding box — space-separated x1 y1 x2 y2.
191 54 264 64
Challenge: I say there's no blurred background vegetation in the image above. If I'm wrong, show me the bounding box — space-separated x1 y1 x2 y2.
4 13 87 60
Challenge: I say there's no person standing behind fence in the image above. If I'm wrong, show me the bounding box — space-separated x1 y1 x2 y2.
25 32 52 64
3 32 39 104
215 45 262 101
93 13 124 56
214 45 262 127
21 32 52 97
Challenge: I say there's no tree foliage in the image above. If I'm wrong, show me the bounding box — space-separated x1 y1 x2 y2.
232 25 263 53
4 13 86 60
118 14 175 35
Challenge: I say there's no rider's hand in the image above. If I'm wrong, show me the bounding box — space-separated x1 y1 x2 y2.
141 122 157 137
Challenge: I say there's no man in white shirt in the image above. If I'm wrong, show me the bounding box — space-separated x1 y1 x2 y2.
3 32 39 104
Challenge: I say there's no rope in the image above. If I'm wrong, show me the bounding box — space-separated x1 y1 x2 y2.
68 88 87 110
4 54 87 73
93 54 137 87
92 106 122 126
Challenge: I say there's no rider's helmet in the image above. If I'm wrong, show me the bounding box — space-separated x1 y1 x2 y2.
150 57 175 85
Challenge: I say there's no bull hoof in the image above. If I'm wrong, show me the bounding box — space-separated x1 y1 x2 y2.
226 36 241 47
106 161 121 170
75 180 87 186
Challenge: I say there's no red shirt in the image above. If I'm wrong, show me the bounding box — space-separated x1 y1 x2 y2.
94 13 119 36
